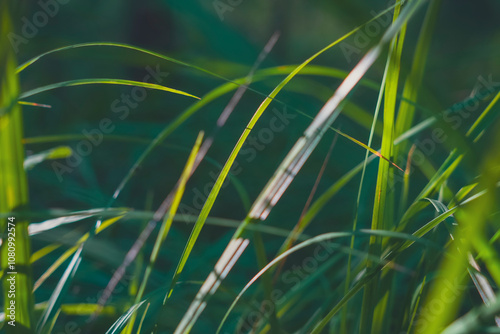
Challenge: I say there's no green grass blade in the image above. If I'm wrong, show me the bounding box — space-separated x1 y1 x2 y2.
0 4 34 332
362 2 406 331
19 78 200 100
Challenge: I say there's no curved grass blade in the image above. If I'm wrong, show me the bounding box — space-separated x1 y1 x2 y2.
19 78 199 100
362 2 407 331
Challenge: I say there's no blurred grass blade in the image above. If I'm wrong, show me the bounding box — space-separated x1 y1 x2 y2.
24 146 72 170
19 78 200 100
17 101 52 108
0 3 35 333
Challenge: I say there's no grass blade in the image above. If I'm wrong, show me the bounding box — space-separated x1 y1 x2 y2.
19 78 200 100
0 3 34 332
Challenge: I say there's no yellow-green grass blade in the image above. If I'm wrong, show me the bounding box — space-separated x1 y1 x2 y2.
16 42 234 80
17 101 51 108
19 78 200 100
0 3 34 333
124 132 203 333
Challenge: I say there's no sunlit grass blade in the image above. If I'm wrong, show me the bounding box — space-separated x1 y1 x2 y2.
362 2 406 332
0 3 34 332
394 0 442 151
19 78 200 100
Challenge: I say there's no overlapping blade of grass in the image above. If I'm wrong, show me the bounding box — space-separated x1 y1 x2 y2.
268 89 494 262
163 4 400 308
19 78 199 100
174 1 423 331
398 91 500 229
105 301 146 334
361 2 406 332
92 35 280 328
426 198 500 327
309 182 497 333
0 3 34 333
32 216 123 291
36 246 82 334
215 230 431 334
416 128 500 333
342 52 389 334
120 132 203 334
